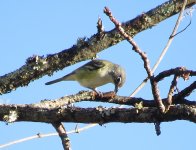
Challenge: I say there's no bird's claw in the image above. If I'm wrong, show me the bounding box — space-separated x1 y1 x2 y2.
95 91 103 97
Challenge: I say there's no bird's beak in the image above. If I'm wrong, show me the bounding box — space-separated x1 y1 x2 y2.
114 85 119 93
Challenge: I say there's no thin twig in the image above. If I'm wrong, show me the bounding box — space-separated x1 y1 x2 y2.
52 122 71 150
166 75 179 111
169 0 188 38
171 18 191 38
154 122 161 136
0 124 97 149
104 7 165 113
97 17 105 40
175 81 196 99
155 67 195 82
130 0 188 97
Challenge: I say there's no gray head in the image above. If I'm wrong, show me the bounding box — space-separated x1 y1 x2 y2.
110 64 126 93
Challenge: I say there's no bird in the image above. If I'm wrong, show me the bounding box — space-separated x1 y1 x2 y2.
45 59 126 93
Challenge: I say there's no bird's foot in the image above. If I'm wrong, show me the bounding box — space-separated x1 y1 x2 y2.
104 91 116 98
92 90 116 99
94 91 103 98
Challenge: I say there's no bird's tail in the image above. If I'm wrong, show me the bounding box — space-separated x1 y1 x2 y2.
45 73 75 85
45 77 64 85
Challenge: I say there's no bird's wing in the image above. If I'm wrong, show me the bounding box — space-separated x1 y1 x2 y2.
62 59 107 80
81 59 106 71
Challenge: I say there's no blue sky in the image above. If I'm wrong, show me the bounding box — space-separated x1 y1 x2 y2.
0 1 195 150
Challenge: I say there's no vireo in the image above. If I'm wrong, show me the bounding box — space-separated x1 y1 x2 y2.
45 59 126 93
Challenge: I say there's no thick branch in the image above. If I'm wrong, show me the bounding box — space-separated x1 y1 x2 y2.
0 0 195 95
0 104 195 123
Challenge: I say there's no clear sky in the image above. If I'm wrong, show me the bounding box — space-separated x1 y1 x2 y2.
0 1 195 150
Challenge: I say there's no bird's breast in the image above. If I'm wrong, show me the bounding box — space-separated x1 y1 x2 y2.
76 70 113 89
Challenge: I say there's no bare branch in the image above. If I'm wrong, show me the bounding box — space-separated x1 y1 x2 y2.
104 7 165 112
33 90 195 109
154 122 161 136
97 17 105 40
52 122 71 150
0 104 196 123
0 124 97 149
130 0 189 97
175 81 196 99
155 67 196 82
166 75 179 111
169 0 188 38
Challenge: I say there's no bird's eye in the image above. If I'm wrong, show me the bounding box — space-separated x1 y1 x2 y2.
117 76 121 84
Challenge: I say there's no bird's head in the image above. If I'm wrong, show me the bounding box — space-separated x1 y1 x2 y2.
110 64 126 93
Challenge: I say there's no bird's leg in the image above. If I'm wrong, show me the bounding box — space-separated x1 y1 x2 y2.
92 88 103 97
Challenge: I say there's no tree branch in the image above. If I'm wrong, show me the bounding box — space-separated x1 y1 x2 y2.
0 124 97 149
0 104 195 123
104 6 165 112
0 0 195 95
175 81 196 99
52 122 71 150
155 67 196 82
31 88 195 109
166 75 179 110
130 0 189 97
